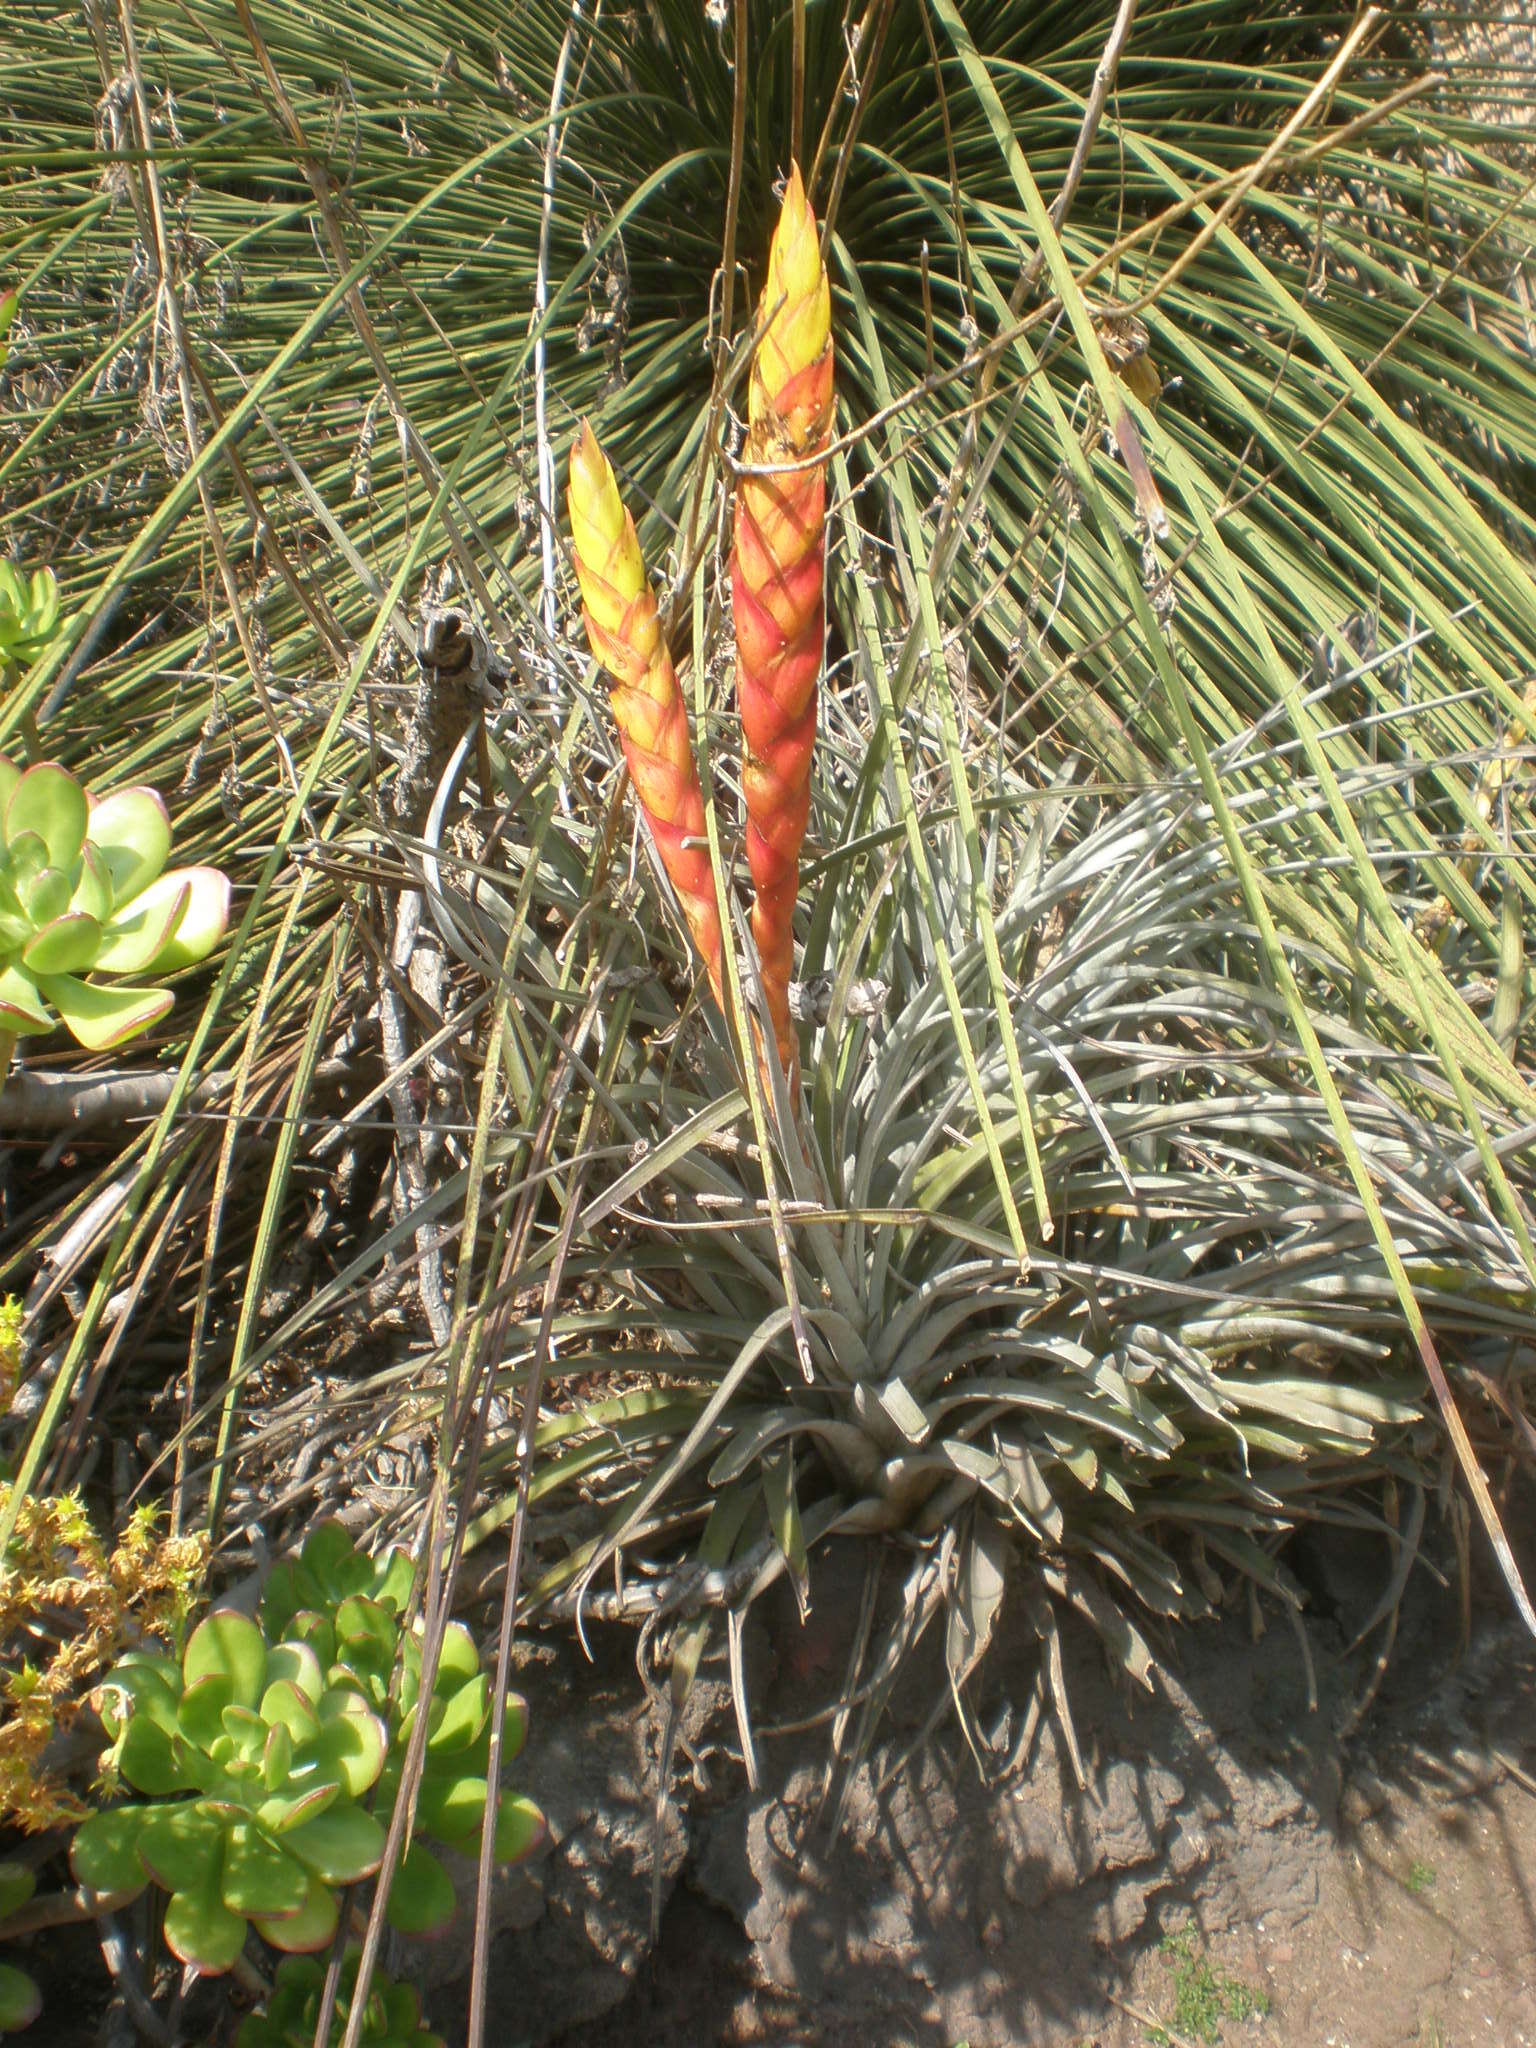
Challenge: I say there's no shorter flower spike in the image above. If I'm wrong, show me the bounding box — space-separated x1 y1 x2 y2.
567 423 725 1010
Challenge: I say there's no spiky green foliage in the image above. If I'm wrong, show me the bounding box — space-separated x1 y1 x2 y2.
482 719 1531 1768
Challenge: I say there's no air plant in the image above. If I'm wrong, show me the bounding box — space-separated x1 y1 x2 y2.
510 725 1531 1801
0 760 229 1069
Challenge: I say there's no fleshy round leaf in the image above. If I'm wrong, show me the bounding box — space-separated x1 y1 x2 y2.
0 963 53 1035
0 1865 35 1919
384 1843 457 1936
5 764 87 871
374 1549 415 1615
21 910 101 977
164 1870 246 1974
335 1595 395 1658
0 759 19 815
427 1672 489 1756
299 1520 360 1585
264 1640 324 1707
137 1806 223 1896
97 1653 180 1734
0 1960 41 2033
84 786 170 904
177 1673 236 1752
35 972 172 1050
307 1699 386 1798
119 1714 184 1796
262 1717 294 1792
19 867 69 930
282 1803 385 1885
92 873 188 977
500 1693 530 1766
71 1808 151 1902
141 867 229 971
436 1622 480 1686
4 832 46 886
68 840 113 922
184 1611 266 1710
220 1820 309 1917
492 1793 548 1866
417 1773 485 1850
256 1782 339 1836
252 1873 339 1956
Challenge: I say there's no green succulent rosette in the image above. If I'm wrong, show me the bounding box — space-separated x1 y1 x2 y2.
0 759 229 1051
236 1950 443 2048
261 1524 547 1935
71 1612 389 1974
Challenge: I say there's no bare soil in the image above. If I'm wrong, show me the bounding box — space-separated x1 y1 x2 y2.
485 1503 1536 2048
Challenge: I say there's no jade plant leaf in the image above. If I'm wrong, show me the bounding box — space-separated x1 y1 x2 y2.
70 1809 151 1903
5 765 86 871
0 1960 41 2035
221 1822 310 1918
185 1612 267 1708
82 786 170 903
492 1793 548 1865
234 1949 446 2048
251 1874 339 1955
137 1806 223 1897
383 1843 456 1936
33 974 173 1051
282 1805 385 1887
164 1867 246 1973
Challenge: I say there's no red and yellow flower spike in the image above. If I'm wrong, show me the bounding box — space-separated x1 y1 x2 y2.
732 163 834 1096
567 421 725 1010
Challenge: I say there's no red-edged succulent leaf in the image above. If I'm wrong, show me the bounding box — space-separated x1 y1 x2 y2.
83 785 170 904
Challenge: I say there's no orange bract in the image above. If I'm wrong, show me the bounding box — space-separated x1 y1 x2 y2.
567 422 725 1009
732 163 833 1097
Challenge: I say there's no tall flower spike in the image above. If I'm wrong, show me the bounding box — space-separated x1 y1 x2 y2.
732 163 833 1097
567 423 725 1009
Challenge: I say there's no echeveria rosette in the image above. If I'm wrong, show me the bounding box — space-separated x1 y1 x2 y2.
70 1611 389 1974
260 1523 547 1936
0 759 230 1054
236 1950 444 2048
0 1865 41 2036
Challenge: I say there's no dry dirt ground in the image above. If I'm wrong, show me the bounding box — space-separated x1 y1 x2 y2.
459 1501 1536 2048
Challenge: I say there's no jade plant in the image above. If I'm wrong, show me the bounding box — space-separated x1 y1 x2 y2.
0 1865 40 2035
236 1951 443 2048
0 760 229 1059
70 1611 389 1973
260 1523 546 1935
0 565 59 688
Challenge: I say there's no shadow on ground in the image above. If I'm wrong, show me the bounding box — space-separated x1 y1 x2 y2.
444 1490 1536 2048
